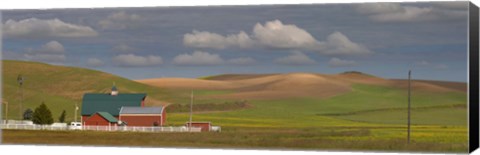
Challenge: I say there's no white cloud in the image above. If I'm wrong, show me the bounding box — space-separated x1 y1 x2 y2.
112 44 136 53
36 41 65 54
3 18 97 38
112 54 163 67
24 41 66 62
99 11 144 30
173 51 224 66
86 58 104 67
183 20 372 56
328 57 357 67
320 32 373 55
274 51 316 66
183 30 254 49
227 57 256 65
356 3 467 22
253 20 319 49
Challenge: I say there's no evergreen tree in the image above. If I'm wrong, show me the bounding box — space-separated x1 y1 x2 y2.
23 108 33 120
32 102 54 125
58 110 66 123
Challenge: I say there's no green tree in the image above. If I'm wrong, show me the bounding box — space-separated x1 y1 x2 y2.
23 108 33 120
58 110 66 123
32 102 54 125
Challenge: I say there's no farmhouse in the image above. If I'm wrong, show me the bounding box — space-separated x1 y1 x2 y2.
81 85 166 127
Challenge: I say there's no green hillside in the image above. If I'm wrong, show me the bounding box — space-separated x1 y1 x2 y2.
1 60 469 152
1 60 174 121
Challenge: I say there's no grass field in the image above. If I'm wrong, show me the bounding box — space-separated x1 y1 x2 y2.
1 126 467 153
1 60 469 153
2 60 177 121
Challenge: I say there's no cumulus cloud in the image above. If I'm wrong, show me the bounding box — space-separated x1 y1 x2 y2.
274 51 316 66
112 54 163 67
328 57 357 67
227 57 256 65
24 41 66 62
356 3 467 22
3 18 98 38
252 20 319 49
173 51 224 66
320 32 373 55
99 11 144 30
86 58 104 67
183 30 254 49
183 20 372 56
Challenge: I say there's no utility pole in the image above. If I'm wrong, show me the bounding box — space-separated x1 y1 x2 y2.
75 103 79 122
407 70 411 144
2 100 8 123
189 90 193 132
17 75 24 120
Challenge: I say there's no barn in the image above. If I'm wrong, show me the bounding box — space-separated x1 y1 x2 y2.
81 85 164 126
119 107 166 127
83 112 118 126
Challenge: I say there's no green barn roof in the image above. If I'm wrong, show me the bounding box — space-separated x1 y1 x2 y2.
81 93 146 116
95 112 118 123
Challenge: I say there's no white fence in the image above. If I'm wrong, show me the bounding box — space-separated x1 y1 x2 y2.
82 125 202 132
0 124 68 131
0 121 202 133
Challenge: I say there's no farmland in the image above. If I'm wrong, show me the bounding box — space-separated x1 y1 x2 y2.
1 60 469 153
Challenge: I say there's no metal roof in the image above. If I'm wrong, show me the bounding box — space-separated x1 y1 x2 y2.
81 93 146 116
120 106 164 114
96 112 118 123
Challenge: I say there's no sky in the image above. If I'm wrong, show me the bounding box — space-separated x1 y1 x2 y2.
0 2 470 82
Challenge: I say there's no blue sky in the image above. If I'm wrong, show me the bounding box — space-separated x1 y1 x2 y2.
1 2 469 82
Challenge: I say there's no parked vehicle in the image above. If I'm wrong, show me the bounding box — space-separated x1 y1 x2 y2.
69 122 82 130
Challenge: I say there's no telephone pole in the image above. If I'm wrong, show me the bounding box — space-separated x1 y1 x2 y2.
2 100 8 123
189 90 193 132
407 70 412 144
75 103 79 122
17 75 24 120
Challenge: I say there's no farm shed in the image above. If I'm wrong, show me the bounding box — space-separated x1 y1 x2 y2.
83 112 118 126
119 106 166 127
185 122 212 132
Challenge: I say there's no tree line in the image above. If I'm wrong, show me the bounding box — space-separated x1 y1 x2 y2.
23 102 66 125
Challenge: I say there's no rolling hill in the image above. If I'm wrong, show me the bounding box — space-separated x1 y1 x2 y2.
2 60 173 121
2 60 469 152
137 71 466 100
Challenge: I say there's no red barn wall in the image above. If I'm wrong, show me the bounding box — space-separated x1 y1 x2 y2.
82 115 118 125
119 115 162 127
83 113 116 126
